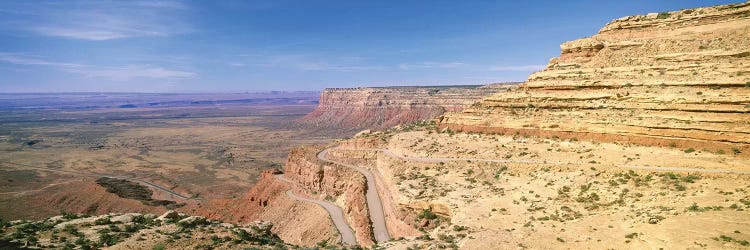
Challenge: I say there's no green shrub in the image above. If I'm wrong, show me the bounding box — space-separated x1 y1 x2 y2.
62 212 79 220
98 232 119 247
418 209 438 220
153 242 166 250
684 148 695 153
94 217 111 225
657 12 671 19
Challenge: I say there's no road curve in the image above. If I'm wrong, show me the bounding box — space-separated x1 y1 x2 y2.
336 147 750 175
317 148 392 243
273 174 357 245
0 160 193 200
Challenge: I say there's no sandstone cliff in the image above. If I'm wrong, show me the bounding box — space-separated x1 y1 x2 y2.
186 170 340 247
282 146 375 246
439 2 750 156
301 84 515 130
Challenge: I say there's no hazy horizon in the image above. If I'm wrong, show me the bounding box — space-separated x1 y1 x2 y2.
0 0 742 93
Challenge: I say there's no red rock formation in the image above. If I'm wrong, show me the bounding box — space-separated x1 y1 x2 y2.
282 146 374 246
301 85 515 130
187 169 339 247
0 178 166 220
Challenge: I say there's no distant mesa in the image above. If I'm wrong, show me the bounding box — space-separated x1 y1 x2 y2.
299 83 519 131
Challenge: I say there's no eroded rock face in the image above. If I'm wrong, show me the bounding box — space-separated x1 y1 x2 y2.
301 84 516 130
187 169 339 247
440 2 750 156
283 146 374 246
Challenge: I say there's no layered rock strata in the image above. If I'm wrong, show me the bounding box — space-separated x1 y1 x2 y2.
282 146 375 246
439 2 750 156
301 84 516 130
188 170 339 247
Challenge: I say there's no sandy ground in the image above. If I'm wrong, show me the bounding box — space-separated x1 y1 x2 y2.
348 128 750 249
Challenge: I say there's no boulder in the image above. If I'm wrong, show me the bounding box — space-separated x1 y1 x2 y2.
157 210 181 221
111 213 141 224
177 216 207 227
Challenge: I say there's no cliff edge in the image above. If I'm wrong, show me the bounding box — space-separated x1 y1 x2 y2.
439 2 750 156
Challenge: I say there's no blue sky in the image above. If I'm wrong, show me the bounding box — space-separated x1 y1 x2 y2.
0 0 741 93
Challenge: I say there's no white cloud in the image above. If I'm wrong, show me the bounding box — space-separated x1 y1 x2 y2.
3 0 191 40
245 54 384 72
0 54 195 80
65 65 196 80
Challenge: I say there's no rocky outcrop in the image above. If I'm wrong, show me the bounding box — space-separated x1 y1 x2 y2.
439 2 750 156
187 170 339 247
0 178 167 221
282 146 374 246
323 145 423 239
301 84 516 130
2 212 296 249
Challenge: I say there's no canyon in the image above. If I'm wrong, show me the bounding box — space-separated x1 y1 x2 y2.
230 2 750 249
3 2 750 250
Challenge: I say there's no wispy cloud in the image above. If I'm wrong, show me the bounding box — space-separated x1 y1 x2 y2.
1 0 191 40
65 65 196 80
0 54 195 80
237 54 385 72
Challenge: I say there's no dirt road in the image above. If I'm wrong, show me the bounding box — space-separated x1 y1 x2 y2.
0 160 193 200
317 148 392 243
273 174 357 245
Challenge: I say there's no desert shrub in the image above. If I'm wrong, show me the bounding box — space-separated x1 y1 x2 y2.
63 225 84 238
418 209 438 220
75 237 92 250
416 234 433 241
688 203 702 211
62 212 79 220
657 12 671 19
98 232 119 247
124 224 142 233
94 217 111 225
153 242 166 250
684 148 695 153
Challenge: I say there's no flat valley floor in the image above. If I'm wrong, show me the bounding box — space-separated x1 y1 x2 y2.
0 93 344 220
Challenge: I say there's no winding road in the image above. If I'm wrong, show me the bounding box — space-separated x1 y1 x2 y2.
317 148 392 243
0 160 193 200
272 174 357 245
306 145 749 244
